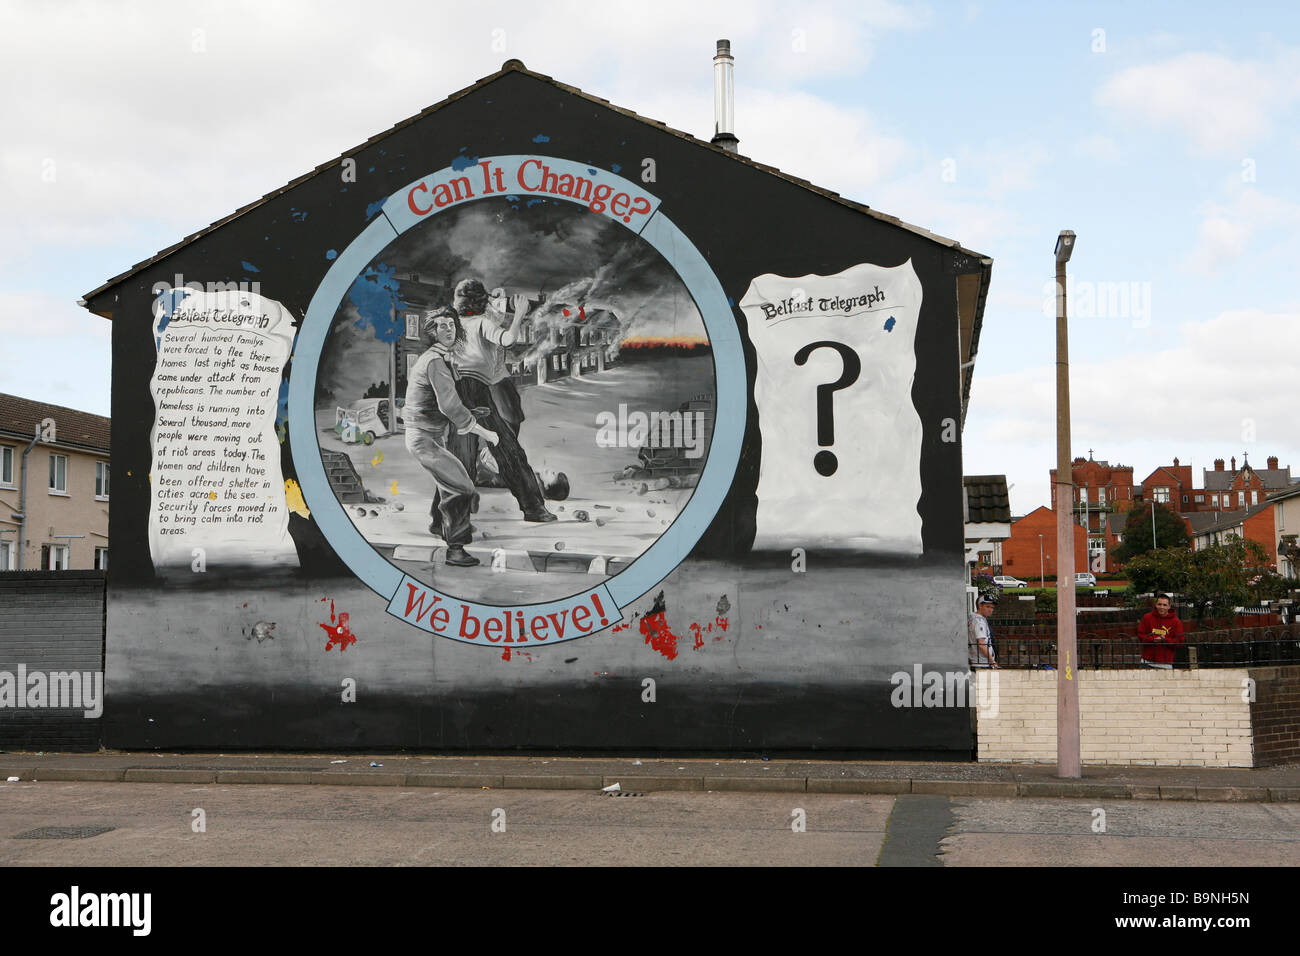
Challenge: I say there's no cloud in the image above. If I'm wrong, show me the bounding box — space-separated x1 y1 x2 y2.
1095 49 1300 154
1186 183 1300 272
966 308 1300 512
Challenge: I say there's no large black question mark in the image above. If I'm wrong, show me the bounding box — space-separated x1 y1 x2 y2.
793 341 862 477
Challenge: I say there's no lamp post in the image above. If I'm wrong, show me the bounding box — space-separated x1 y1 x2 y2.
1038 533 1045 588
1054 229 1081 779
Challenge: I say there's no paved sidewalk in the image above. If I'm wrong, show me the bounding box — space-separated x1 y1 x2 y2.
2 751 1298 801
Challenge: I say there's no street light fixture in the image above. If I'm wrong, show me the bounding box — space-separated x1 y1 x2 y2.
1054 229 1081 779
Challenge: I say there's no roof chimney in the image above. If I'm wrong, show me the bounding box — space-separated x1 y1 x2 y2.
1231 456 1237 471
1215 458 1224 471
1173 457 1179 467
1268 456 1279 470
711 40 739 153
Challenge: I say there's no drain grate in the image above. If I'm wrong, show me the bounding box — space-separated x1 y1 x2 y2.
602 791 646 798
14 825 116 840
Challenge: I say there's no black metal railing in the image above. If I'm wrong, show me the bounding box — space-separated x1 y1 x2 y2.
972 638 1300 669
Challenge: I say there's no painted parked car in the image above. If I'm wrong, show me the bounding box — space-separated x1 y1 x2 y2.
334 398 392 445
993 575 1029 589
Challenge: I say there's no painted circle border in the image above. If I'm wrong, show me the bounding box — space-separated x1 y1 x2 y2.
289 155 744 619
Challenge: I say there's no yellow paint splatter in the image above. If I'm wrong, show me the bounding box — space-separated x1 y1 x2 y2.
209 491 217 500
391 480 399 496
371 450 384 467
284 478 310 518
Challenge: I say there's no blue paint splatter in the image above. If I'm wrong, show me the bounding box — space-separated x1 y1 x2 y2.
364 199 386 221
153 288 192 348
504 194 520 202
532 133 550 143
241 260 260 273
526 198 543 207
727 296 735 307
587 168 597 175
884 316 896 332
275 376 291 438
451 154 478 171
290 209 308 222
347 264 406 343
367 167 375 173
611 163 622 173
325 249 338 260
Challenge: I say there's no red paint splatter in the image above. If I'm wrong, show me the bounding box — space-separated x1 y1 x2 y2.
639 592 682 660
716 615 729 632
689 621 703 650
319 610 357 651
578 305 587 322
319 597 336 623
612 622 630 633
501 646 511 661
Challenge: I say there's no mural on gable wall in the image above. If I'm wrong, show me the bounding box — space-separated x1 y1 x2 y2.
94 75 984 753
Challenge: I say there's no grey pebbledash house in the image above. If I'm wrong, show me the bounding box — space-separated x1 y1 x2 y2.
80 57 993 754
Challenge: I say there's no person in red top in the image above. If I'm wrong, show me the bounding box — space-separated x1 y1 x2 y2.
1137 593 1185 668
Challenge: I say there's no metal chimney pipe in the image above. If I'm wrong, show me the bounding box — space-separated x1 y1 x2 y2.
711 39 739 153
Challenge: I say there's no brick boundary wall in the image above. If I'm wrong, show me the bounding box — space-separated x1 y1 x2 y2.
0 570 105 752
1248 667 1300 765
975 669 1263 767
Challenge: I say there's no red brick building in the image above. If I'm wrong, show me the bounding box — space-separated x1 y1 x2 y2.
1049 454 1135 572
1189 501 1279 567
1139 457 1195 511
1201 456 1293 513
1002 506 1088 583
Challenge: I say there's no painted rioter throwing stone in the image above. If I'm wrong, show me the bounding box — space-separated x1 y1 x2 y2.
447 278 556 523
404 307 499 568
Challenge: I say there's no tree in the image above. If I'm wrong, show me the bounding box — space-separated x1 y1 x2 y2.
1110 502 1189 563
1124 535 1277 621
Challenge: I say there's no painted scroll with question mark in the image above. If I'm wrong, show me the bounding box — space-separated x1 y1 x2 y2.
739 260 924 553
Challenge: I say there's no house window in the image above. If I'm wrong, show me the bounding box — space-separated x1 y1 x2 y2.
0 540 13 570
404 313 420 340
42 544 70 570
1153 486 1170 504
1 445 13 486
1212 494 1220 507
1251 490 1258 505
1238 491 1246 507
49 454 67 494
95 461 110 499
1195 494 1204 503
1097 487 1106 504
95 547 108 571
1182 495 1188 504
405 352 418 376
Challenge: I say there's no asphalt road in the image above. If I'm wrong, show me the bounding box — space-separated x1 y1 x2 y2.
2 781 1297 867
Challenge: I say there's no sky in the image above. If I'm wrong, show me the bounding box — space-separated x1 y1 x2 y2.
2 0 1298 515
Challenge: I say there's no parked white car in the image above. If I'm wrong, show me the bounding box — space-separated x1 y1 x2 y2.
1075 572 1097 587
993 575 1028 589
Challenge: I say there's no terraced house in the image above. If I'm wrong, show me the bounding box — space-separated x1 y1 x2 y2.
0 393 110 571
